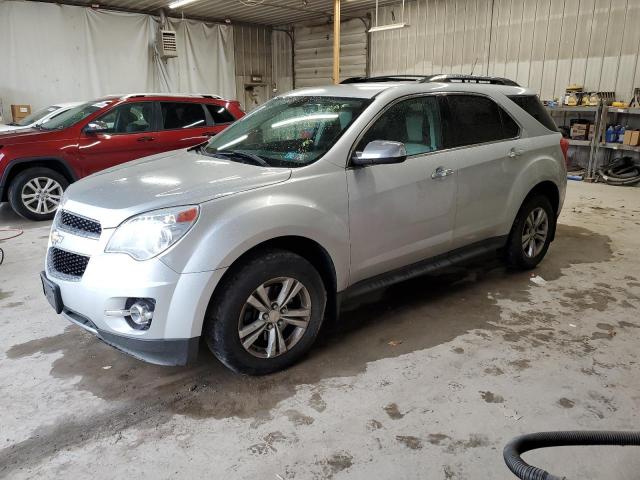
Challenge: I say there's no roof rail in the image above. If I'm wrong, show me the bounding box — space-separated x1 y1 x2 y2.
114 93 224 100
341 74 520 87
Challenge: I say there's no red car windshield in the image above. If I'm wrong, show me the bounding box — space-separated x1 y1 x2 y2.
39 100 114 131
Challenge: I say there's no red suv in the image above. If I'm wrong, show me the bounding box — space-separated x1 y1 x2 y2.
0 93 244 220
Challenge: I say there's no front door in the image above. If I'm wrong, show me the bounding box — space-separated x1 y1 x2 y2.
347 95 458 284
76 101 159 176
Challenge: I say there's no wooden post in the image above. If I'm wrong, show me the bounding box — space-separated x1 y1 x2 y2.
333 0 340 84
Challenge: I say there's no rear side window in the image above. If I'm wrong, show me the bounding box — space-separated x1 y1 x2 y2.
507 95 558 132
205 104 236 124
161 102 207 129
441 95 519 148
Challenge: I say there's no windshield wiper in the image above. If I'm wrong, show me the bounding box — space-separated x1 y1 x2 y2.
215 150 271 167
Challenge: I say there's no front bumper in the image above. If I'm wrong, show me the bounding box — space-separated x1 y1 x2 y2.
42 231 226 365
63 306 200 365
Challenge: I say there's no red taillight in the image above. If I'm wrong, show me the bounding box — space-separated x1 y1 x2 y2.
560 137 570 167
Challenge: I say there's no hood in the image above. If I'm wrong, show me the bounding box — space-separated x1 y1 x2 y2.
64 149 292 228
0 124 27 133
0 127 71 144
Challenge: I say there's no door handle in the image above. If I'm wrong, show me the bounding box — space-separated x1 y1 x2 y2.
137 136 155 142
431 166 455 179
508 148 524 158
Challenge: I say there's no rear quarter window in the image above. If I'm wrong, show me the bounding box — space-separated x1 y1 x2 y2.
206 104 236 124
507 95 558 132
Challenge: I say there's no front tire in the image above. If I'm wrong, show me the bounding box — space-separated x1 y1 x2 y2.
204 249 326 375
505 194 555 269
8 167 69 221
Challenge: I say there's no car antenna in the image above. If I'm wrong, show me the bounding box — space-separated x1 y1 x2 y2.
470 57 478 75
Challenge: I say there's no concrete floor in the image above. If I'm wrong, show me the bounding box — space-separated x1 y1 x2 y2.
1 181 639 479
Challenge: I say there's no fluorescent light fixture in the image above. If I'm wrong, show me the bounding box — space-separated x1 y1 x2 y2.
169 0 201 9
271 113 339 129
368 23 408 33
369 0 408 33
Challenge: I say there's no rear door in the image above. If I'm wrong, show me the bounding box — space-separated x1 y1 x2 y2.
76 101 159 175
347 95 458 284
440 94 526 248
156 101 217 151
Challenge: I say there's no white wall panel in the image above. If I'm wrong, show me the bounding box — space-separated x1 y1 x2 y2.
0 1 237 120
369 0 640 101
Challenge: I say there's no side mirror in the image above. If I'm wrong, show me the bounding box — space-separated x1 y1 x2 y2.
352 140 407 166
83 121 109 135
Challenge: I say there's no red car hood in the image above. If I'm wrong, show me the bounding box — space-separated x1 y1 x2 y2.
0 128 74 145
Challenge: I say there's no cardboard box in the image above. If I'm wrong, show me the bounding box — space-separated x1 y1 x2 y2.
11 104 31 122
623 129 633 145
570 123 589 140
588 124 595 140
630 130 640 146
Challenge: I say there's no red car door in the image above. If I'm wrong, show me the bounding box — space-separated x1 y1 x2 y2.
155 101 217 152
76 101 160 176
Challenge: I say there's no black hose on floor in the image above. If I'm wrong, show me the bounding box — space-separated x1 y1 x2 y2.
597 157 640 186
503 431 640 480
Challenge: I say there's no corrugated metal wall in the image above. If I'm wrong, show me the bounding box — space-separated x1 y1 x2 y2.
272 29 294 95
233 24 273 109
294 18 368 87
370 0 640 101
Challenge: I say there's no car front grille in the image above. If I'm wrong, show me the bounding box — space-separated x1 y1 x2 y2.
59 210 102 238
48 247 90 280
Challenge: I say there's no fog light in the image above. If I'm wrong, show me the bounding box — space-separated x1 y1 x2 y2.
104 298 155 331
129 301 154 326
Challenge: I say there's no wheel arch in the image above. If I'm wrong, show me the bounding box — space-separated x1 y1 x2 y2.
525 180 560 216
1 157 77 202
510 180 561 242
207 235 340 327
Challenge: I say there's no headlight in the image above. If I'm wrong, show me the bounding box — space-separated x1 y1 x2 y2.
105 205 199 260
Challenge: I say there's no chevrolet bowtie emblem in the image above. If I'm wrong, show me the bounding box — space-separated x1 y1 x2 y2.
50 229 64 246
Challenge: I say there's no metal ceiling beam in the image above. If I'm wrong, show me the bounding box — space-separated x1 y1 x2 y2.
26 0 370 26
25 0 268 27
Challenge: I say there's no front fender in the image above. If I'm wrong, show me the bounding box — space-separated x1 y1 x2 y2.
160 174 350 290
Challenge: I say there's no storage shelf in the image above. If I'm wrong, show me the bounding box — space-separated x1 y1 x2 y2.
545 106 598 113
605 107 640 115
567 139 592 146
601 142 640 152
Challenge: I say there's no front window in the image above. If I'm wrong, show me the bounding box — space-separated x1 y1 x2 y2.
355 96 443 156
203 96 370 168
14 105 61 127
94 102 154 133
39 100 115 131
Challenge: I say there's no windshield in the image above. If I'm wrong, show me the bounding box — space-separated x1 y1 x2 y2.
15 105 61 127
39 100 114 131
203 96 371 167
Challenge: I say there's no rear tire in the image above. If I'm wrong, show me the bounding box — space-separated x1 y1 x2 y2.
204 249 326 375
8 167 69 221
505 194 555 270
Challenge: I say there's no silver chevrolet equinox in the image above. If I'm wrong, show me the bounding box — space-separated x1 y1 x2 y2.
41 75 567 375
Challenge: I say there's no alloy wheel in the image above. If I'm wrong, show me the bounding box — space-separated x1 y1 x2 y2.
21 177 64 215
522 207 548 258
238 277 312 359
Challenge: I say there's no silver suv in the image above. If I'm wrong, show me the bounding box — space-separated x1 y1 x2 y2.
41 75 567 375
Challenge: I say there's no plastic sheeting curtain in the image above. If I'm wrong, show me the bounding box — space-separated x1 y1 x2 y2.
0 1 236 118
